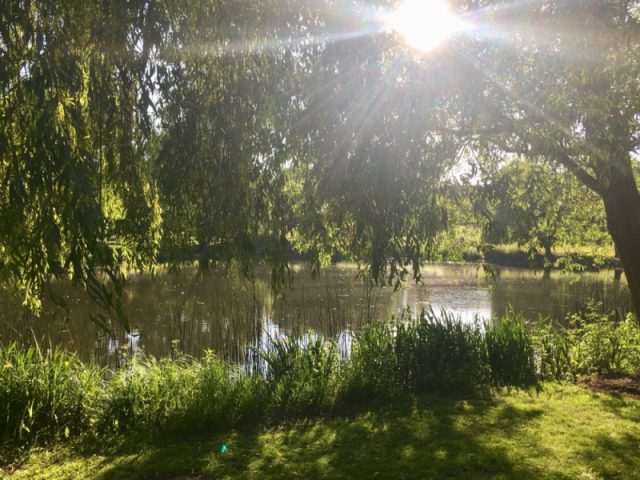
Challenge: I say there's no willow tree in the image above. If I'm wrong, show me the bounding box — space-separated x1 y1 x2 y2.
0 0 163 329
285 0 640 311
0 0 302 324
3 0 640 320
151 0 309 294
283 6 474 287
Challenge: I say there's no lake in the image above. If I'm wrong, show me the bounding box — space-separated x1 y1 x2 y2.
0 263 632 367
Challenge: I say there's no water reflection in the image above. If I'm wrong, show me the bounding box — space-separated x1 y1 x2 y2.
0 263 632 367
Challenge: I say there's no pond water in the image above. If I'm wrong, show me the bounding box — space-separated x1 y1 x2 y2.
0 263 632 367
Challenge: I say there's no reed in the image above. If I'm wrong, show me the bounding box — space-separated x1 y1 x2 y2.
256 333 341 414
394 308 489 394
350 307 537 396
0 343 102 445
485 309 538 388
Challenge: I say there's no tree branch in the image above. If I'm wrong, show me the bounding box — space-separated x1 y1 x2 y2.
440 126 504 136
440 124 604 195
556 151 602 195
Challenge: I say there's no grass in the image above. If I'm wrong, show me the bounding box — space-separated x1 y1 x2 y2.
479 243 620 272
436 228 619 271
4 383 640 479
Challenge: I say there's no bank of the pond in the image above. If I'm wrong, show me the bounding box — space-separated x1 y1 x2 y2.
4 383 640 479
3 306 640 466
459 246 622 273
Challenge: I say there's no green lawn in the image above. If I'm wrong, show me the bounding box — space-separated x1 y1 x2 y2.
4 383 640 480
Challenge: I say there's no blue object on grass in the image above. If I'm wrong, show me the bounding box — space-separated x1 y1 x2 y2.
221 444 227 453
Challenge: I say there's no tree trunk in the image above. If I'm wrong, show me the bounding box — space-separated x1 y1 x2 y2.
543 244 552 274
613 247 623 282
601 174 640 316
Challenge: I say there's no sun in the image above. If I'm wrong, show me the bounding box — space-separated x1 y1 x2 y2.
386 0 464 51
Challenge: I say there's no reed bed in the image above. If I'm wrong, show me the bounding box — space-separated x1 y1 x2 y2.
2 307 639 460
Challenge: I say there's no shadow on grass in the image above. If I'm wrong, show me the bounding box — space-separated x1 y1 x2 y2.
589 390 640 423
572 391 640 479
584 431 640 479
89 395 570 480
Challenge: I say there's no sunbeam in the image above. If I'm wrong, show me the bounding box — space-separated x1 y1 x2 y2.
385 0 468 51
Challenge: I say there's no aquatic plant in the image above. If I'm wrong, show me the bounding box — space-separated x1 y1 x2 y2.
0 343 102 445
256 333 341 414
485 309 537 388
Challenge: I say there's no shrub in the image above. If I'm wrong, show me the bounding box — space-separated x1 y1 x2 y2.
532 305 640 379
567 307 640 376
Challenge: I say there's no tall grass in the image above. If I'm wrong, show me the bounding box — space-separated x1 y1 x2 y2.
2 307 639 458
485 309 537 388
99 350 265 435
351 308 492 396
255 333 341 414
0 343 102 445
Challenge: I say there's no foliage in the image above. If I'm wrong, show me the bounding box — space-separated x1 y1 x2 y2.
2 0 640 317
287 37 455 287
352 308 539 394
395 308 490 394
533 321 575 382
0 308 532 451
533 306 640 381
0 343 102 445
485 310 538 388
455 0 640 311
0 0 161 319
255 333 341 414
4 306 640 457
350 308 495 397
99 349 264 436
473 160 611 268
567 307 640 376
0 0 305 318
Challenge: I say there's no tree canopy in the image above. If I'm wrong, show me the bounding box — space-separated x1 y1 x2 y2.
1 0 640 323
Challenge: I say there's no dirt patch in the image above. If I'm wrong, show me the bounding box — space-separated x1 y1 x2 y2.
581 374 640 400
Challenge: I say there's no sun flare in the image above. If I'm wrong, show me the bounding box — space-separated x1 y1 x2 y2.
387 0 464 51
